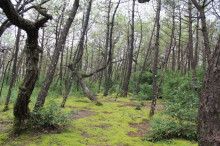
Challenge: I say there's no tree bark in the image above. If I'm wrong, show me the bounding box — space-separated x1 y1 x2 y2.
34 0 79 110
123 0 135 97
197 37 220 146
4 28 21 111
104 0 120 96
0 0 52 134
135 19 156 93
149 0 161 117
103 0 111 96
61 0 93 107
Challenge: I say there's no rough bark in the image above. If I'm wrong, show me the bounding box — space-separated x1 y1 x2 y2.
0 0 52 134
197 38 220 146
171 4 176 71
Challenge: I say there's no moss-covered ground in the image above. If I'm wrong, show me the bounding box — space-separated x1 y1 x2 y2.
0 94 197 146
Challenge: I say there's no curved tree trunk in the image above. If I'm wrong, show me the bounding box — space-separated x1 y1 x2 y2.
0 0 52 134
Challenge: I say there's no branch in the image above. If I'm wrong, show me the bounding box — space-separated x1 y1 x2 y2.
191 0 202 10
0 0 34 31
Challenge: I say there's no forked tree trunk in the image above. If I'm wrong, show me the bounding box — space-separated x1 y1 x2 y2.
0 0 52 134
104 0 120 96
61 0 93 107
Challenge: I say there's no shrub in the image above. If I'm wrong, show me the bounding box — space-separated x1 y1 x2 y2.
146 70 203 142
146 117 197 142
31 101 74 129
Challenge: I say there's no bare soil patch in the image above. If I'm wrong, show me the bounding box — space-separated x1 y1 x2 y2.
128 119 151 137
72 110 96 120
116 101 164 111
102 112 112 114
94 124 112 129
81 131 92 138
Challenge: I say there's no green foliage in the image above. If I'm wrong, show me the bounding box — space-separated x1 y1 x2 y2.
146 117 197 142
146 70 204 142
131 71 154 100
31 101 74 128
135 101 144 110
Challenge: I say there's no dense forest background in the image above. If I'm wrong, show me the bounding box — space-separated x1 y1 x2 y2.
0 0 219 145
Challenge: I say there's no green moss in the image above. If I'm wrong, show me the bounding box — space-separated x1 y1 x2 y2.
0 133 8 145
0 95 197 145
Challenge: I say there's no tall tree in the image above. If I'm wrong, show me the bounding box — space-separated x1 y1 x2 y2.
4 28 21 111
61 0 93 107
104 0 120 96
123 0 135 97
197 37 220 146
34 0 79 110
149 0 161 117
191 0 219 145
0 0 52 133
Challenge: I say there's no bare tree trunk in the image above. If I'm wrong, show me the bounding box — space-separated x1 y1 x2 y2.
38 28 45 77
34 0 79 110
135 19 156 93
194 12 199 68
103 0 111 96
61 0 93 107
0 58 13 97
104 0 120 96
197 37 220 146
4 28 21 111
188 0 194 71
149 0 161 117
177 8 182 71
190 1 219 145
123 0 135 97
0 0 52 134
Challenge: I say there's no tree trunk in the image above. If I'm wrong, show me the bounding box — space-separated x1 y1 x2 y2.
103 0 111 96
0 0 52 134
34 0 79 110
123 0 135 97
4 28 21 111
149 0 161 117
188 0 194 71
104 0 120 96
177 8 182 71
136 19 156 93
197 38 220 146
61 0 93 107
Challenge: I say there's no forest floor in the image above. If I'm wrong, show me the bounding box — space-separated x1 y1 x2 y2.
0 94 197 146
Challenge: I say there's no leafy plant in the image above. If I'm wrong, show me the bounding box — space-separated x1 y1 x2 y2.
31 101 74 129
146 70 203 142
